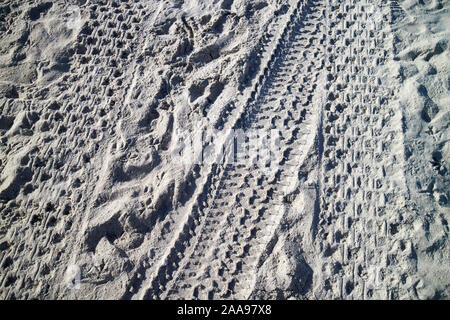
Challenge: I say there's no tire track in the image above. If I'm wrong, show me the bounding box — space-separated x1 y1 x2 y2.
315 0 407 299
0 0 148 299
141 0 327 300
123 0 307 299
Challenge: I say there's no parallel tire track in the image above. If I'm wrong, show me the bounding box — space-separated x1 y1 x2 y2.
141 0 327 300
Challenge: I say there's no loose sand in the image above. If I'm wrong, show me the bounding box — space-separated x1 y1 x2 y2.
0 0 448 299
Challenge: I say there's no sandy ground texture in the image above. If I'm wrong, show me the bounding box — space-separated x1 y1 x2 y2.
0 0 448 299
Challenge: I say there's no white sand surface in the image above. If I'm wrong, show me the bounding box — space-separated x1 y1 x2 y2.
0 0 448 299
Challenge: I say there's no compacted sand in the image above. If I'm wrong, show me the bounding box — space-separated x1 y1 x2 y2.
0 0 448 299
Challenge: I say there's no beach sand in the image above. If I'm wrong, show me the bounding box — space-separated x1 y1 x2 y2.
0 0 448 299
